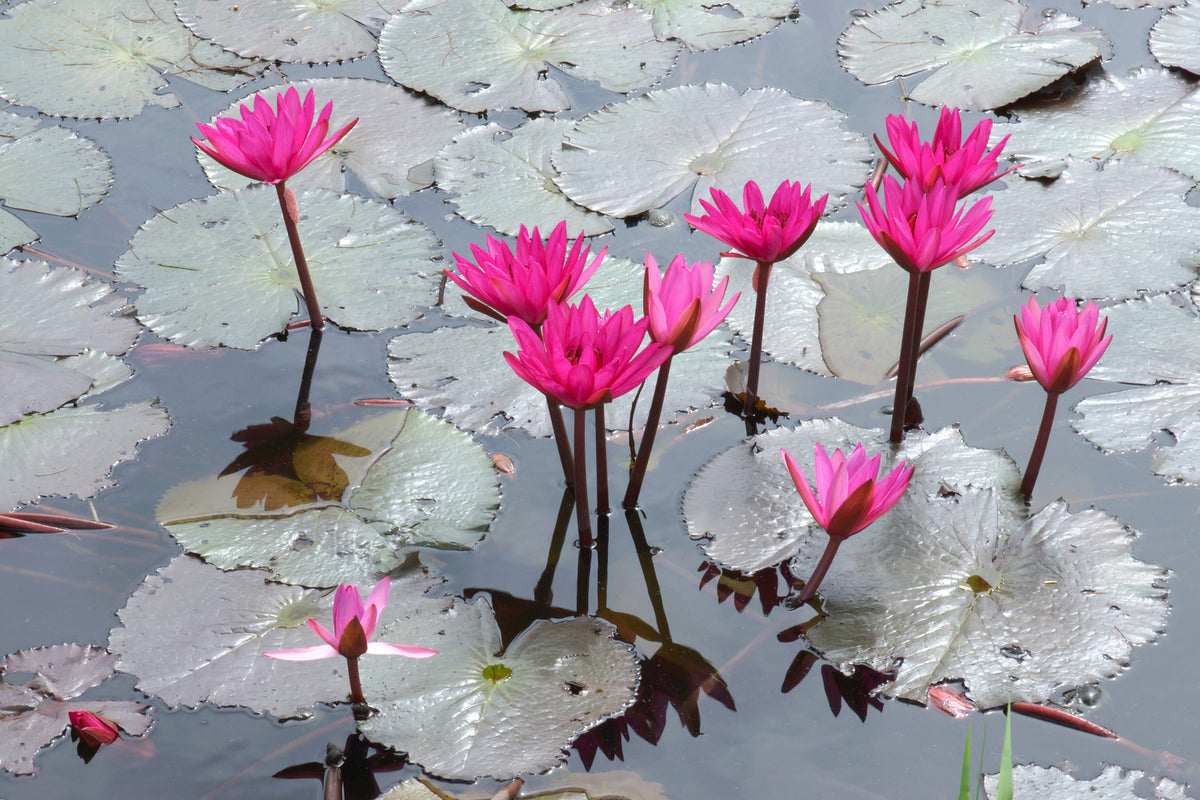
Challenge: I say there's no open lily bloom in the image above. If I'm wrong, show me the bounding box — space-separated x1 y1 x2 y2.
858 176 993 274
447 221 604 327
1015 296 1111 395
875 107 1014 197
265 578 437 662
192 87 357 184
684 180 828 265
643 254 740 353
68 710 120 748
782 443 912 541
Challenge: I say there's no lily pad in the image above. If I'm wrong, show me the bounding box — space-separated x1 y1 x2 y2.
108 555 449 718
684 419 1022 574
114 185 442 349
991 69 1200 180
200 78 464 200
0 401 171 510
554 83 872 218
0 112 113 251
1151 1 1200 73
161 409 501 587
0 258 139 427
985 765 1190 800
175 0 404 63
627 0 795 51
434 118 614 236
975 159 1200 299
807 488 1168 708
0 0 264 119
359 598 638 780
1083 0 1184 7
0 643 152 775
838 0 1112 111
379 0 677 113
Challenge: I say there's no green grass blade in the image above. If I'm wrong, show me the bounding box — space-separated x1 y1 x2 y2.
958 724 973 800
996 706 1014 800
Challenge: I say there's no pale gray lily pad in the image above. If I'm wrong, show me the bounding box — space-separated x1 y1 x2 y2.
359 598 638 780
0 258 139 427
985 765 1190 800
161 409 500 588
64 350 136 399
0 644 152 775
808 488 1168 708
992 69 1200 180
684 419 1022 574
382 776 659 800
109 555 449 717
975 159 1200 299
394 256 733 437
200 78 464 200
1083 0 1184 7
627 0 795 51
554 83 872 218
379 0 677 113
1073 294 1200 484
175 0 404 63
838 0 1112 111
434 118 613 236
1151 0 1200 73
0 112 113 251
0 0 264 119
115 186 442 349
0 401 170 510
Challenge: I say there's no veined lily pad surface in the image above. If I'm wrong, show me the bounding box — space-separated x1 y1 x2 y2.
985 764 1190 799
1150 0 1200 71
626 0 795 51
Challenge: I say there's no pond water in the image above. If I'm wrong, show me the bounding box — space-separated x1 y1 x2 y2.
2 1 1199 798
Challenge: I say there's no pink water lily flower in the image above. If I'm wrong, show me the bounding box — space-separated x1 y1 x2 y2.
504 296 672 411
858 176 994 273
265 578 437 662
192 87 358 184
875 107 1013 197
643 254 740 352
447 221 604 327
782 443 912 541
68 710 120 748
1015 296 1111 395
684 180 828 266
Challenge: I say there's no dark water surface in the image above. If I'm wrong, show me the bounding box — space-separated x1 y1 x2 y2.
3 2 1198 799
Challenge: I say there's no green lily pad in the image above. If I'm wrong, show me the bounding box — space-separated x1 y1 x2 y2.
114 185 442 349
0 0 265 119
1151 1 1200 73
0 644 152 775
161 409 501 587
200 78 464 200
0 401 171 510
175 0 404 63
359 598 638 780
553 83 872 218
108 555 449 717
627 0 794 51
838 0 1112 111
434 118 613 236
379 0 678 113
0 258 139 427
986 765 1190 800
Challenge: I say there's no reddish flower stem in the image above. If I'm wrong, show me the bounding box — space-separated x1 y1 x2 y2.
903 271 932 411
546 397 575 488
275 182 325 331
1021 391 1059 501
573 408 593 548
744 261 773 415
889 272 923 443
594 403 609 516
796 538 843 604
622 355 673 509
345 655 365 706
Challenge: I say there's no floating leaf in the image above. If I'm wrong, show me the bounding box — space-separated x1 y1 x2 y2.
554 83 872 217
992 69 1200 180
0 0 264 119
379 0 677 113
627 0 794 51
434 118 613 236
807 488 1168 708
359 598 638 780
115 186 441 349
0 258 139 427
1151 1 1200 73
109 555 449 717
382 776 660 800
838 0 1111 111
161 409 500 587
0 401 170 510
175 0 404 63
1083 0 1183 7
684 419 1021 573
975 159 1200 299
200 78 464 200
0 112 113 251
986 765 1190 799
0 643 151 775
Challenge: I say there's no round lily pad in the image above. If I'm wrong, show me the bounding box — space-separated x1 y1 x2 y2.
1151 0 1200 73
